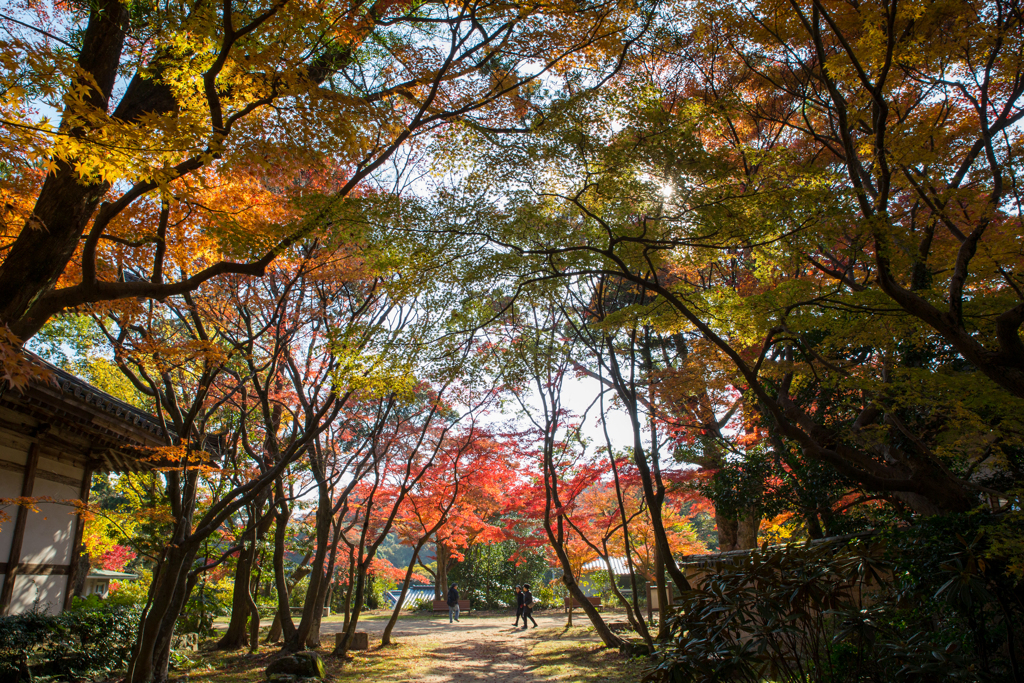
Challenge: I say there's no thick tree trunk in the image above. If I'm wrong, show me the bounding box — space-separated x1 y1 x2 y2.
716 511 739 552
126 542 200 683
0 0 129 337
286 481 332 651
217 534 258 649
0 167 108 337
715 509 760 551
737 515 759 549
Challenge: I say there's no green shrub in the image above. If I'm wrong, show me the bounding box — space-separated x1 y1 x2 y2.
0 602 140 681
366 574 396 610
537 584 555 609
648 515 1024 683
448 539 549 609
177 577 229 636
409 596 433 612
256 596 280 620
106 569 151 607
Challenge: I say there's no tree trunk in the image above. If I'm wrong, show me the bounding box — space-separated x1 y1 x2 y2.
126 542 199 683
716 512 739 552
266 551 310 644
737 514 760 549
604 448 654 649
557 559 628 651
216 530 258 649
716 509 760 551
0 0 127 338
333 559 371 657
655 544 671 640
305 524 342 648
336 528 396 657
286 480 332 651
267 503 303 644
436 541 450 599
603 562 652 651
341 548 355 633
382 541 429 646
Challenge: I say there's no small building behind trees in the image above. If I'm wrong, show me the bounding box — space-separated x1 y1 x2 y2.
0 359 162 615
82 568 139 599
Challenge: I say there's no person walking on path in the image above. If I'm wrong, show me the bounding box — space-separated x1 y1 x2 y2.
513 585 525 627
447 583 461 623
521 584 538 629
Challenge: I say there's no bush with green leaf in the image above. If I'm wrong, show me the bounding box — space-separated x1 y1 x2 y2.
448 540 550 609
647 514 1024 683
0 601 140 681
366 574 396 610
177 575 230 636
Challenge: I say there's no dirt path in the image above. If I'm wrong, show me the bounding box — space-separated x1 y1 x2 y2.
213 612 609 682
326 614 599 682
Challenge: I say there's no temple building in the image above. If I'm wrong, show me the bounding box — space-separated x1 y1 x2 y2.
0 359 163 615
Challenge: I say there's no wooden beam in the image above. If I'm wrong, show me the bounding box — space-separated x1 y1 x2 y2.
0 443 39 615
0 563 71 575
0 458 83 488
64 464 95 610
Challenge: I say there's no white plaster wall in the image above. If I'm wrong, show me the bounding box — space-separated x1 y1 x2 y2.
10 574 67 615
37 454 87 481
19 478 79 566
0 444 29 564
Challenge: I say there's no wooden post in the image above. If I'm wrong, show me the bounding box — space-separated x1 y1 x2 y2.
0 443 40 615
64 464 96 610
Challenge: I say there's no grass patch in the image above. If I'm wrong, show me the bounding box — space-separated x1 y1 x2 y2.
172 635 441 683
525 627 645 682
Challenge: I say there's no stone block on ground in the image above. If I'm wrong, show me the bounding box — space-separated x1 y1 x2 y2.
171 632 199 651
336 631 369 650
265 651 325 680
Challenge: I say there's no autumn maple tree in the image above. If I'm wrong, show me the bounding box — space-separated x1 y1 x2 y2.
0 0 654 345
433 0 1024 516
3 0 1022 678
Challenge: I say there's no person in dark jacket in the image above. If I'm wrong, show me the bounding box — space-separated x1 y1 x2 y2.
447 583 461 623
513 585 525 626
521 584 538 628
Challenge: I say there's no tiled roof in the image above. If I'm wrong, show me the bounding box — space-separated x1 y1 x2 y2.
87 569 139 580
0 352 167 471
41 355 165 439
583 556 631 575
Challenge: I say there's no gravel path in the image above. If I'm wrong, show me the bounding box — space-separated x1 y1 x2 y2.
351 614 598 682
216 612 605 682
